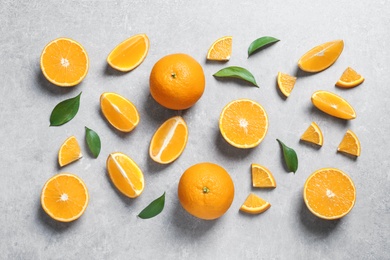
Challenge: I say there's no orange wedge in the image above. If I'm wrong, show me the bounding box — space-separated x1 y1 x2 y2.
239 193 271 214
107 34 149 72
300 122 324 146
336 67 364 88
149 116 188 164
40 38 89 87
277 72 297 97
337 130 361 157
106 152 144 198
41 173 89 222
311 90 356 120
58 136 82 167
303 168 356 220
251 164 276 188
100 92 140 132
206 36 233 61
219 99 268 149
298 40 344 72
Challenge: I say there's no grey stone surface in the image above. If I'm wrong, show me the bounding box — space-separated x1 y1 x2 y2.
1 0 389 259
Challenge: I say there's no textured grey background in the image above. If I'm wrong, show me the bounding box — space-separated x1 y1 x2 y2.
1 1 389 259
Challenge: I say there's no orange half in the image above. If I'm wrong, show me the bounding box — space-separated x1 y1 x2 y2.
58 136 82 167
277 72 297 97
300 122 324 146
336 67 364 88
239 193 271 214
206 36 233 61
311 90 356 120
337 130 361 157
251 163 276 188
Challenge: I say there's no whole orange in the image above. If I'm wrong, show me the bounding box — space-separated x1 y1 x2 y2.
178 162 235 220
149 53 205 110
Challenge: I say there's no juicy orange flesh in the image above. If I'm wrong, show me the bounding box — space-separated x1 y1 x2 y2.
41 39 88 85
240 193 270 213
42 175 88 220
108 35 148 69
278 72 297 96
252 165 276 187
301 123 322 145
59 136 82 166
207 37 232 60
339 67 362 83
311 91 356 120
304 169 355 218
338 131 360 156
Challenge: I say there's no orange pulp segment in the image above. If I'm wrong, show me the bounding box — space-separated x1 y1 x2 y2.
41 173 89 222
219 99 268 149
251 164 276 188
311 90 356 120
107 34 149 72
277 72 297 97
336 67 364 88
337 130 361 157
40 38 89 87
106 152 144 198
300 122 324 146
239 193 271 214
303 168 356 220
206 36 233 61
100 92 140 132
149 116 188 164
58 136 82 167
298 40 344 72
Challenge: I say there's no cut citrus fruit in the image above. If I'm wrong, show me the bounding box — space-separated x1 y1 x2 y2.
300 122 324 146
100 92 140 132
337 130 361 157
311 90 356 120
107 34 149 72
40 38 89 87
41 173 89 222
303 168 356 220
106 152 144 198
298 40 344 72
239 193 271 214
336 67 364 88
219 99 268 149
149 116 188 164
206 36 233 61
277 72 297 97
251 163 276 188
58 136 82 167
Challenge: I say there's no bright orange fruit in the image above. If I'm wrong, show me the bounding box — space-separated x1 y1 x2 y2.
336 67 364 88
239 193 271 214
311 90 356 120
40 38 89 87
251 163 276 188
337 130 361 157
206 36 233 61
277 72 297 97
300 122 324 146
58 136 82 167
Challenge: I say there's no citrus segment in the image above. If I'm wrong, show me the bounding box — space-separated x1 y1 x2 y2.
206 36 233 61
300 122 324 146
239 193 271 214
277 72 297 97
311 90 356 120
251 164 276 188
41 173 89 222
219 99 268 148
336 67 364 88
40 38 89 87
298 40 344 72
303 168 356 220
100 92 140 132
107 34 149 72
149 116 188 164
106 152 144 198
337 130 361 157
58 136 82 167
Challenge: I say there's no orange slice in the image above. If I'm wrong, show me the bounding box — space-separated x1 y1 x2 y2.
337 130 361 157
311 90 356 120
303 168 356 220
206 36 233 61
100 92 140 132
58 136 82 167
239 193 271 214
298 40 344 72
277 72 297 97
300 122 324 146
149 116 188 164
336 67 364 88
251 163 276 188
219 99 268 149
40 38 89 87
106 152 144 198
41 173 89 222
107 34 149 72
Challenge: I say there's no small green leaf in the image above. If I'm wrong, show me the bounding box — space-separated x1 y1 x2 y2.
213 66 258 87
85 127 101 158
248 36 280 57
277 139 298 173
49 92 82 126
138 192 165 219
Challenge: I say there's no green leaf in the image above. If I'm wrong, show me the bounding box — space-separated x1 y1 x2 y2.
213 66 258 87
277 139 298 173
138 192 165 219
49 92 81 126
248 36 280 57
85 127 101 158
